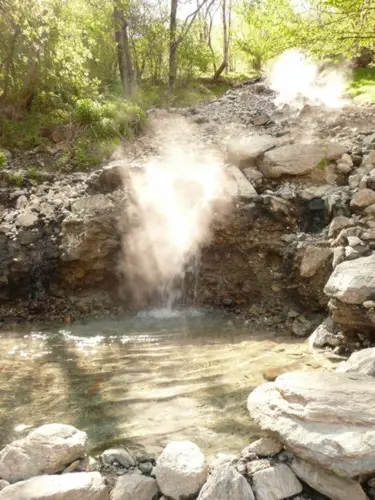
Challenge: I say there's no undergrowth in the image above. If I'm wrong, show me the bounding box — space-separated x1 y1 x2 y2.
348 67 375 103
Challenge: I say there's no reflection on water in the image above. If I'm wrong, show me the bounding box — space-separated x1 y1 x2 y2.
0 310 334 457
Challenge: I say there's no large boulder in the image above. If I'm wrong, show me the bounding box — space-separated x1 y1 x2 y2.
0 424 88 483
197 464 255 500
155 441 208 500
258 142 347 178
247 371 375 477
0 472 108 500
110 474 159 500
337 347 375 376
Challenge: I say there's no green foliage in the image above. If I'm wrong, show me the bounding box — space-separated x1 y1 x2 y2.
348 68 375 103
0 152 6 169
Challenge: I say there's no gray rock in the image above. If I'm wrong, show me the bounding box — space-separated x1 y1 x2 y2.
247 437 283 457
292 315 313 337
291 457 367 500
341 153 353 167
243 167 264 183
110 474 158 500
253 115 270 126
252 464 302 500
308 318 340 349
15 212 38 228
336 162 352 174
16 195 28 210
138 462 153 475
0 472 108 500
347 236 364 247
78 456 99 472
328 216 353 237
351 188 375 209
248 371 375 477
258 142 347 178
345 246 360 260
332 246 345 268
226 134 275 167
197 464 255 500
226 166 257 199
101 448 136 468
300 246 332 277
155 441 208 500
0 423 88 483
324 254 375 304
337 347 375 376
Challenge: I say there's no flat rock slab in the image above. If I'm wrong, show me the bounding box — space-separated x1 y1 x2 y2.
0 472 108 500
252 464 302 500
324 253 375 304
226 135 275 167
225 166 257 199
197 464 255 500
110 474 159 500
0 423 88 483
258 142 347 178
247 371 375 477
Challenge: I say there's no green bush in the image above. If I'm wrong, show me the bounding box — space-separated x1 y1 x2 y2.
0 152 6 169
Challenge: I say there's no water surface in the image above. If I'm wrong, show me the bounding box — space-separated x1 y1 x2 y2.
0 310 334 457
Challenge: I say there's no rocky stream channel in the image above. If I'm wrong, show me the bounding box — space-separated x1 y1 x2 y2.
2 79 375 499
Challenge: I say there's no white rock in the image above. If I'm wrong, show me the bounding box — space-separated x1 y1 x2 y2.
336 348 375 376
364 300 375 309
332 246 345 268
101 448 135 468
308 318 340 349
155 441 208 500
247 437 283 457
248 371 375 477
226 165 257 199
15 212 38 228
347 235 363 247
197 464 255 500
336 162 352 174
226 134 275 166
252 464 302 500
328 216 353 237
345 246 359 260
351 188 375 209
349 174 361 188
341 153 353 167
110 474 159 500
324 254 375 304
291 457 367 500
300 246 332 277
0 423 88 483
16 195 28 210
0 472 108 500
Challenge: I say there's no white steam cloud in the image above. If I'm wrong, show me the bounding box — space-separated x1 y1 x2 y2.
267 49 349 109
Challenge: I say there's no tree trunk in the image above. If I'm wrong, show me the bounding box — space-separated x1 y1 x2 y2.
222 0 229 75
1 25 20 101
213 61 226 80
169 0 178 90
113 2 135 99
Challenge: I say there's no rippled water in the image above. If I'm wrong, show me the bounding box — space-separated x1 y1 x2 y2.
0 310 334 458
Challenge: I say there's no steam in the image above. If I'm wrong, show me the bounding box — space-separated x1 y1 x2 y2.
121 119 230 309
267 49 349 109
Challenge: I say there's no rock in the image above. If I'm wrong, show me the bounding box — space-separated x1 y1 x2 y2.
345 246 360 260
0 472 108 500
336 162 352 174
291 457 367 500
248 371 375 477
300 246 332 277
243 167 264 183
78 456 99 472
252 464 302 500
324 254 375 304
197 464 255 500
280 234 296 243
364 300 375 308
337 348 375 376
16 195 28 210
347 235 363 247
110 474 158 500
247 437 283 457
332 246 345 268
308 318 340 349
258 142 347 178
351 188 375 209
253 115 270 126
62 459 81 473
226 134 275 167
328 216 353 237
101 448 136 468
155 441 208 500
341 153 354 167
138 462 153 475
15 212 38 228
0 423 88 483
86 161 127 194
292 315 313 337
0 480 9 492
226 166 257 199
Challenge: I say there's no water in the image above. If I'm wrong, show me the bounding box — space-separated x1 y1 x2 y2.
0 311 334 458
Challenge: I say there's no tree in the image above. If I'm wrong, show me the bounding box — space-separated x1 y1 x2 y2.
113 0 136 98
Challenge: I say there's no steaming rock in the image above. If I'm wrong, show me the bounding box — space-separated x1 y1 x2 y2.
252 464 302 500
226 134 275 167
226 166 257 199
324 254 375 304
336 348 375 376
101 448 136 468
258 142 347 178
0 423 88 483
247 371 375 477
110 474 159 500
0 472 108 500
197 464 255 500
300 246 332 277
155 441 208 500
291 458 367 500
86 160 127 194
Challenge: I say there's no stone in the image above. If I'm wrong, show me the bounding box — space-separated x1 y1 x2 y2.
252 464 302 500
197 464 255 500
308 318 340 349
347 235 363 247
258 142 347 178
300 246 332 277
291 457 367 500
15 212 38 228
0 472 108 500
110 474 158 500
155 441 208 500
0 423 88 483
78 456 99 472
364 300 375 308
0 481 9 492
226 134 275 167
336 162 352 174
292 315 313 337
336 347 375 376
247 437 283 457
101 448 136 468
62 459 81 473
341 153 354 167
324 254 375 304
345 246 359 260
16 195 28 210
351 189 375 209
248 371 375 477
243 167 264 183
253 115 270 126
226 166 257 199
86 161 127 194
328 216 354 237
332 246 345 268
349 174 361 188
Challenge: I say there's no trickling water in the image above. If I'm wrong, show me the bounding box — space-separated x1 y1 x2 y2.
0 312 334 457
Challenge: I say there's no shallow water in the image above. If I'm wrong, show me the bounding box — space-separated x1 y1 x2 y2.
0 310 334 458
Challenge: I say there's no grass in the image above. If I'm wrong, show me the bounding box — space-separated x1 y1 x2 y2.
348 67 375 103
